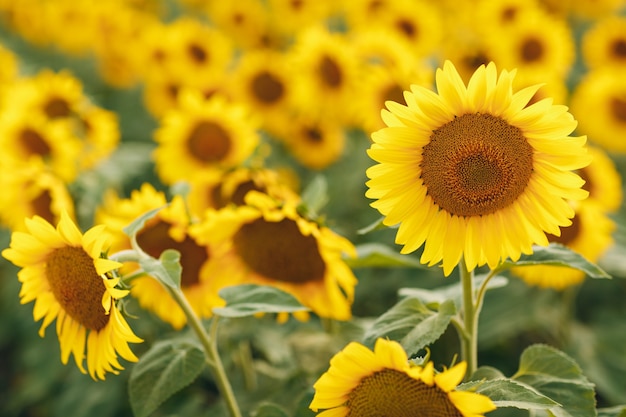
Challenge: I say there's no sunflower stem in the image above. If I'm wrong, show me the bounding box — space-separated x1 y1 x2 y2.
166 286 242 417
459 260 478 380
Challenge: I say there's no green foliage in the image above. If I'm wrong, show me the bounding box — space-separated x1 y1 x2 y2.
213 284 310 318
346 243 427 268
129 338 206 417
139 249 182 289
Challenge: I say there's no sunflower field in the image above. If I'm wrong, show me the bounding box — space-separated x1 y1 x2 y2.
1 0 626 416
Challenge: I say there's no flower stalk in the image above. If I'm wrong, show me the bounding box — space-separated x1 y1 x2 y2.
459 260 478 379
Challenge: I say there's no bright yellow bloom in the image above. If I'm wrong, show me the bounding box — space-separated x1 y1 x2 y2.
310 338 496 417
366 61 591 275
1 212 142 380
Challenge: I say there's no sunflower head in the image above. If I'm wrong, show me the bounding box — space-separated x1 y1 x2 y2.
310 338 496 416
366 60 591 275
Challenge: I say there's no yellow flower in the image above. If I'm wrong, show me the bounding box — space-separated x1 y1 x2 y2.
366 61 591 275
1 211 142 380
578 145 623 213
310 338 496 417
582 15 626 70
190 191 358 321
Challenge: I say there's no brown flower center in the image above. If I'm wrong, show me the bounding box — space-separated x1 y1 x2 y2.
521 37 544 62
188 43 208 64
396 18 418 39
44 97 71 118
346 369 463 417
303 127 323 143
319 55 343 88
548 214 580 246
137 221 209 287
31 188 55 224
212 179 267 208
186 121 232 163
20 128 51 157
382 83 406 106
610 97 626 123
233 218 326 283
46 246 109 331
611 38 626 59
421 113 534 217
251 70 285 104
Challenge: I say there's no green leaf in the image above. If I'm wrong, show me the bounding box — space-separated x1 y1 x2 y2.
598 406 626 417
502 243 610 279
362 297 455 357
129 339 206 417
122 206 165 250
345 243 427 269
300 175 328 217
139 249 182 289
513 344 597 417
356 216 390 235
213 284 310 318
459 378 558 410
252 403 290 417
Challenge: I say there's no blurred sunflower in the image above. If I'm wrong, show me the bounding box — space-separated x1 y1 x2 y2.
77 106 121 170
0 162 75 231
267 0 334 38
512 71 569 106
486 9 574 79
349 28 423 72
206 0 276 49
474 0 543 30
310 338 496 416
366 61 591 275
570 67 626 153
1 211 142 380
45 0 98 56
568 0 625 20
512 201 615 290
577 146 623 213
0 42 18 86
96 183 235 329
153 91 260 184
190 191 358 322
582 15 626 70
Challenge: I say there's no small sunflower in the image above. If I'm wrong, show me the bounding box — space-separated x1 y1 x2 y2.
153 90 260 184
578 146 623 213
570 67 626 153
512 201 615 290
96 183 236 329
206 0 275 50
190 191 358 322
582 15 626 70
310 338 496 417
366 61 591 275
1 211 142 380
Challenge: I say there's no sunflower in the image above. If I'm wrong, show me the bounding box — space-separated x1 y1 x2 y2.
267 0 333 37
153 90 260 184
0 42 18 86
310 338 496 417
45 0 98 56
578 146 623 212
96 183 236 329
189 191 358 322
0 161 76 231
206 0 276 50
1 211 142 380
366 61 591 275
77 105 121 170
512 200 615 290
474 0 543 30
582 15 626 70
570 67 626 153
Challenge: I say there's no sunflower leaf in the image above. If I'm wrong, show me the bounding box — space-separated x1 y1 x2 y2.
213 284 310 318
501 243 611 278
598 406 626 417
345 243 427 269
138 249 182 289
459 378 558 410
512 344 597 417
129 339 205 417
356 216 390 234
362 296 455 356
300 175 328 218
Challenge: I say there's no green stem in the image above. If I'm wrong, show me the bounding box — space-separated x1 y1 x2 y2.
166 287 242 417
459 260 478 379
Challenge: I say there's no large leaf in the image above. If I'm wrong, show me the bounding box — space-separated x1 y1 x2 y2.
362 296 455 357
502 244 610 279
345 243 427 269
598 406 626 417
138 249 182 289
129 339 206 417
459 378 557 410
213 284 310 318
513 344 597 417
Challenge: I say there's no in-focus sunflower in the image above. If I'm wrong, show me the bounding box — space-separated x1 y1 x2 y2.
310 338 496 417
190 191 358 322
96 183 236 329
366 61 591 275
512 201 615 290
582 15 626 70
153 90 260 184
570 67 626 153
1 211 142 380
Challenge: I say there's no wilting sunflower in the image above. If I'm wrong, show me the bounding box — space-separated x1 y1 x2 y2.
1 211 142 380
96 183 237 329
310 338 496 417
190 191 358 321
153 90 260 184
512 201 615 290
366 61 591 275
582 15 626 70
570 67 626 153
